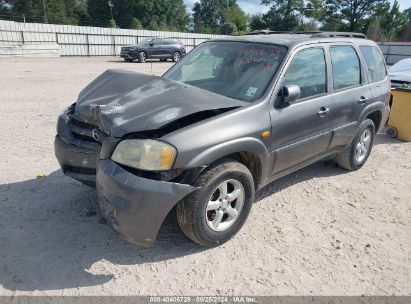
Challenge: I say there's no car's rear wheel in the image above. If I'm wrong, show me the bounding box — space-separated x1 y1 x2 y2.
176 159 254 247
337 118 375 171
172 51 181 62
138 51 147 63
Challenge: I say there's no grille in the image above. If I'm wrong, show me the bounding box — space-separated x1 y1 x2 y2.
71 119 98 143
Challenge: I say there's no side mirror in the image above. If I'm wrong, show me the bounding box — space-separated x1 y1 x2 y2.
149 42 154 47
277 85 301 107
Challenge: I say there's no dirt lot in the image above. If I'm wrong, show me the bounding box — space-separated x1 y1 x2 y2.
0 57 410 296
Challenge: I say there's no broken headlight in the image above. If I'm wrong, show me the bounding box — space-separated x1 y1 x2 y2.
111 139 177 171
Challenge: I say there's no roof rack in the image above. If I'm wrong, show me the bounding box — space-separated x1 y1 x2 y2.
245 30 321 35
311 32 367 39
245 30 367 39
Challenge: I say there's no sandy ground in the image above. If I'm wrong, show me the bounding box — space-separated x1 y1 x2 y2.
0 57 410 296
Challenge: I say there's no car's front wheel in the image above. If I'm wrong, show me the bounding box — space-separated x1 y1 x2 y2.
337 118 375 170
177 159 254 247
172 51 181 62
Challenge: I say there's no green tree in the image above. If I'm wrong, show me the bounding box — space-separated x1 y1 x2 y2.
130 17 143 29
249 14 267 31
108 18 116 28
192 0 247 34
147 19 159 30
260 0 304 31
321 0 384 32
221 22 237 35
87 0 189 30
225 2 248 32
1 0 88 25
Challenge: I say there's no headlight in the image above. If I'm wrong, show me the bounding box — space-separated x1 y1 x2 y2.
111 139 177 171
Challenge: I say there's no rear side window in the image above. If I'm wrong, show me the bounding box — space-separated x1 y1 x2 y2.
359 46 386 82
330 46 361 90
282 48 327 100
163 38 180 45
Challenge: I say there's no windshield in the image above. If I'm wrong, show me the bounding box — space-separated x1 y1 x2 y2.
163 41 287 102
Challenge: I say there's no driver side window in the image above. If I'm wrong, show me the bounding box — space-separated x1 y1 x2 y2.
151 38 161 46
282 48 327 101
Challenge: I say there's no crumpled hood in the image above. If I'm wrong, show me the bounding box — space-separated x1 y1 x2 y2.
74 69 247 137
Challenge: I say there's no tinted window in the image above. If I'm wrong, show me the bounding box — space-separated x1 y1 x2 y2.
282 48 326 100
163 38 173 45
359 46 386 82
164 42 287 102
139 38 152 45
167 38 181 45
330 46 361 90
151 38 161 45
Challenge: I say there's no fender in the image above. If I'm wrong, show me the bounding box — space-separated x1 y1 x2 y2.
184 137 270 187
358 101 385 130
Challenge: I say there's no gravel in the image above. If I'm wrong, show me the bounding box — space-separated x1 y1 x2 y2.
0 57 410 296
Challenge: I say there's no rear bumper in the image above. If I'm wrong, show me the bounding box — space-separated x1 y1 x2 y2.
97 159 197 247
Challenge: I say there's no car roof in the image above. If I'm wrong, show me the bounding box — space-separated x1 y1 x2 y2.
209 31 377 49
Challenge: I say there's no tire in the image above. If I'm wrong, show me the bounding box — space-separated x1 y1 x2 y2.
177 159 255 247
386 127 398 138
172 51 181 62
336 118 375 171
137 51 147 63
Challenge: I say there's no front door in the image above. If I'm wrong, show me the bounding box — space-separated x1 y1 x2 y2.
148 38 162 57
269 46 333 174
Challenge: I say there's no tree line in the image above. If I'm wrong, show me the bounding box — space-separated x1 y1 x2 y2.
0 0 410 39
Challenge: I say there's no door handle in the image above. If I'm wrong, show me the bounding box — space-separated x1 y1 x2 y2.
317 107 330 117
358 96 368 105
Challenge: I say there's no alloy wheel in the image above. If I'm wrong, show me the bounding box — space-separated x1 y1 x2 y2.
205 179 245 231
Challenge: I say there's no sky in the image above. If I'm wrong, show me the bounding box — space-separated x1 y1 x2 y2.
183 0 410 16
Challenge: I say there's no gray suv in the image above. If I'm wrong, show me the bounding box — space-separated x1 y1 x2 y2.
120 37 186 63
55 32 390 247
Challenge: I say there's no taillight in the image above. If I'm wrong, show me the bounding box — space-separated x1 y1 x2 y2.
181 45 186 49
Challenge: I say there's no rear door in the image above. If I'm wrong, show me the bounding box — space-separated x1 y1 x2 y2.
156 38 171 57
359 45 390 114
327 44 374 149
269 45 333 174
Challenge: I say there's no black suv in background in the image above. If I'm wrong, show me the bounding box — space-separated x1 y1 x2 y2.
120 37 186 63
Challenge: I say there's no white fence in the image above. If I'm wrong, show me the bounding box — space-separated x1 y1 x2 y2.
0 20 228 56
377 41 411 65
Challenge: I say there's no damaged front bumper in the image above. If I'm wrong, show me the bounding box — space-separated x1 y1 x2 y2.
97 160 197 247
55 108 198 247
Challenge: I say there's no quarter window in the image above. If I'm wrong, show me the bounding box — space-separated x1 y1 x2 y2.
330 46 361 90
359 46 387 82
282 48 327 100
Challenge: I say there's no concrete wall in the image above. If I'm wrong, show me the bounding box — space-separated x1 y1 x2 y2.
0 43 59 57
0 19 228 57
